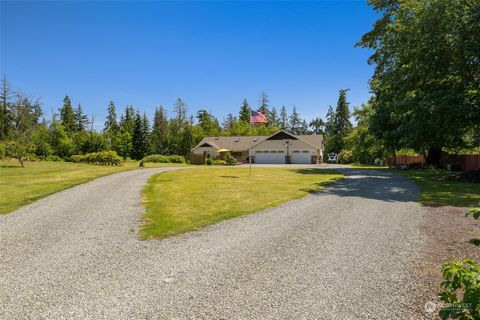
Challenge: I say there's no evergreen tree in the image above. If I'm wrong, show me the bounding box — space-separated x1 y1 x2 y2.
131 111 149 160
324 105 335 136
0 76 13 140
59 95 76 135
258 91 269 115
179 121 194 157
309 117 325 135
279 105 288 130
334 89 352 137
239 99 250 123
300 119 309 134
289 105 301 134
150 106 169 154
223 113 236 132
74 104 89 131
325 89 352 153
269 107 279 127
173 98 187 124
119 105 135 136
104 101 119 133
197 109 220 136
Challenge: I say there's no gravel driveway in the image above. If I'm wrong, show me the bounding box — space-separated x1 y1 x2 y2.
0 167 425 319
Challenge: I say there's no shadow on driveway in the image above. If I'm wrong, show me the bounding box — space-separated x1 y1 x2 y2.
295 168 419 203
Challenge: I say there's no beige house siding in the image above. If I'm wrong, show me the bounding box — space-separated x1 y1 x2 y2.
249 139 321 164
193 147 219 157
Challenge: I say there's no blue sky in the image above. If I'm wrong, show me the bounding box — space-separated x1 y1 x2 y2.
1 1 377 129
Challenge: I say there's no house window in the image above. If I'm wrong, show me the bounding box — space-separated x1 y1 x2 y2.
293 150 300 153
302 150 309 153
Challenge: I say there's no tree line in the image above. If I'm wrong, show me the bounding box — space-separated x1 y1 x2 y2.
0 81 353 162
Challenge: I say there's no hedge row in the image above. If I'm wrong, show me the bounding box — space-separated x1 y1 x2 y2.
142 154 186 163
71 151 122 166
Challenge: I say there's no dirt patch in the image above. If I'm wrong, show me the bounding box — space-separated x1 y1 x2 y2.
414 206 480 318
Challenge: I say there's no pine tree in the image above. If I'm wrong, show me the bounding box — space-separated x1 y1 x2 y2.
223 113 236 131
104 101 119 133
131 111 149 160
150 106 169 154
258 91 269 115
179 122 194 157
74 104 89 131
279 105 288 130
289 105 301 134
309 117 325 135
59 95 76 135
334 89 352 136
300 119 309 134
173 98 187 124
324 105 335 136
0 76 13 140
269 107 279 127
119 105 135 136
239 99 250 123
325 89 352 153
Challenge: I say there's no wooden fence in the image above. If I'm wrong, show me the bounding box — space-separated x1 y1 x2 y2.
190 154 205 165
387 155 425 166
388 153 480 171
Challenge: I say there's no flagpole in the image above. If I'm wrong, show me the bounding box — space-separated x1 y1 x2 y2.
249 109 252 177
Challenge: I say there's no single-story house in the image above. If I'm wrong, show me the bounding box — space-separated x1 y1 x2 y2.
191 130 323 164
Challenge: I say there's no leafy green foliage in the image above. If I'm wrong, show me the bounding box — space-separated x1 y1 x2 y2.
358 0 480 165
345 102 387 164
205 158 213 165
439 259 480 320
338 150 353 164
324 90 352 154
142 154 186 164
225 154 237 166
70 151 122 166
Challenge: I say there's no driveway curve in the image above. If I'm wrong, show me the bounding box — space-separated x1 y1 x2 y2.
0 167 425 319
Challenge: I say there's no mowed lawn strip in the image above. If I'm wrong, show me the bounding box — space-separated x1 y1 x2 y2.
393 169 480 207
141 167 343 239
0 160 187 214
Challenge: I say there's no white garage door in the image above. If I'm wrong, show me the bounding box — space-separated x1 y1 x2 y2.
291 150 312 164
255 150 285 164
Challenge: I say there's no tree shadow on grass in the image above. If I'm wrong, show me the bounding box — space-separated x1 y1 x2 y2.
293 168 420 203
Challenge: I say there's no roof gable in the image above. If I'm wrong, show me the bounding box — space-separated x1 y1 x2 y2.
266 130 298 141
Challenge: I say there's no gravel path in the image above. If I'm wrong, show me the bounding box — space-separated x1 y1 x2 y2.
0 167 425 319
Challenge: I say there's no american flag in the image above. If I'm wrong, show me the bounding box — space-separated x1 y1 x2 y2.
250 110 268 124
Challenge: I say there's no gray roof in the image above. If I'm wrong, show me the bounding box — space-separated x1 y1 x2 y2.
192 131 323 151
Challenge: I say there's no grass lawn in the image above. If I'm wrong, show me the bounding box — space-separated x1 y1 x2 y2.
392 169 480 207
0 160 187 214
141 167 343 239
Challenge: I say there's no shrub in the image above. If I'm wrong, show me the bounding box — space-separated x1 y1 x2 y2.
213 160 227 165
205 158 214 165
46 155 63 162
225 154 238 166
142 154 186 163
374 158 384 166
338 150 353 164
143 154 169 163
439 259 480 319
167 155 186 163
439 204 480 319
70 151 122 166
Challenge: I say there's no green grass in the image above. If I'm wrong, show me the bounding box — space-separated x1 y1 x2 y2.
0 160 187 214
141 167 343 239
392 169 480 207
